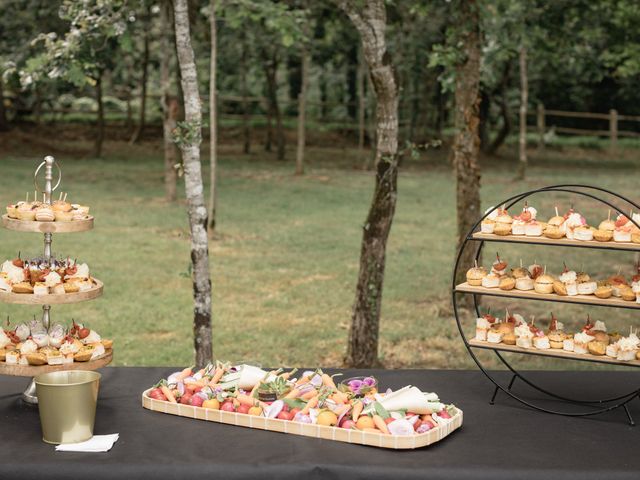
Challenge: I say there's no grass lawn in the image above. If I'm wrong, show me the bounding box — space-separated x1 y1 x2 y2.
0 130 639 370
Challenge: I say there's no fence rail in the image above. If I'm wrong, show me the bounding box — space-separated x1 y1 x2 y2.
528 104 640 150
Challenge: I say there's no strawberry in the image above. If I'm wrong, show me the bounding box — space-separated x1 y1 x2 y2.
78 327 90 339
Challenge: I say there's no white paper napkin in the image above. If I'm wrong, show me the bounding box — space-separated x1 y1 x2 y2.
55 434 119 452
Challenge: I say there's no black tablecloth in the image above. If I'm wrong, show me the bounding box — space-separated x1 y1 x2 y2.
1 367 639 480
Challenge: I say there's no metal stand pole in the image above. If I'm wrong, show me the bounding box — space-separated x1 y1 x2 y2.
22 156 56 405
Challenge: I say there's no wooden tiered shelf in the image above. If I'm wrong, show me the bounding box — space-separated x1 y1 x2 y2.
2 214 94 233
0 351 113 376
0 279 103 305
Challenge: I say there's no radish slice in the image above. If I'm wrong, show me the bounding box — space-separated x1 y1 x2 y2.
176 382 185 396
167 372 182 384
266 400 284 418
387 419 415 436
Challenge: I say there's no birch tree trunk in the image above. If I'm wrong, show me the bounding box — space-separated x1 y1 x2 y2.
333 0 399 368
173 0 213 367
208 0 218 231
452 0 482 287
94 73 104 158
161 0 178 202
516 45 528 180
130 25 150 144
295 44 309 176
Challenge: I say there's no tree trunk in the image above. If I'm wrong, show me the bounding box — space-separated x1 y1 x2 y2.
263 51 285 160
0 75 8 131
241 30 251 154
94 74 104 158
333 0 399 368
346 42 358 120
357 45 366 157
208 0 218 231
161 0 178 202
173 0 213 367
319 69 328 120
130 26 150 144
451 0 482 287
516 45 528 180
485 62 512 155
295 44 309 176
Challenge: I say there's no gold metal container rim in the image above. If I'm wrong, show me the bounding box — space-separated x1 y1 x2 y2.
35 370 101 387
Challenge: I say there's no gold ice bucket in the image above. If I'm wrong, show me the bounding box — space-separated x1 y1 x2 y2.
35 370 101 444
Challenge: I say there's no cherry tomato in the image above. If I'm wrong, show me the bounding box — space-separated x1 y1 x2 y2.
277 411 293 421
237 404 251 414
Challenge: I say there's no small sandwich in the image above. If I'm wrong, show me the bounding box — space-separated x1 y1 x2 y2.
26 352 47 366
515 276 534 291
33 282 49 295
46 350 64 366
475 313 496 341
54 210 74 222
608 274 628 297
12 282 34 294
613 214 634 242
546 207 565 230
577 280 597 296
481 273 500 288
573 331 594 355
547 314 565 349
466 263 487 286
534 273 555 294
481 207 499 234
34 205 55 222
491 254 508 277
74 345 95 362
63 282 80 293
620 286 636 302
515 322 534 349
493 208 513 236
528 262 543 280
594 214 614 242
587 341 606 356
553 280 568 296
5 350 20 364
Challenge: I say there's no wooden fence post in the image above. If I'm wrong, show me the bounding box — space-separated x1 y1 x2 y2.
537 103 545 149
609 109 618 153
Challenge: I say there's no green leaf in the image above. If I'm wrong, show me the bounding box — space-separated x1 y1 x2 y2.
373 401 391 420
283 398 306 410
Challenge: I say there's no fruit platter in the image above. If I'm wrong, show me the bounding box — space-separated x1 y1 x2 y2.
142 363 463 449
0 317 113 375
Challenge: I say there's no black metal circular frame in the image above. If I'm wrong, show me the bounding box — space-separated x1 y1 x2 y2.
452 184 640 425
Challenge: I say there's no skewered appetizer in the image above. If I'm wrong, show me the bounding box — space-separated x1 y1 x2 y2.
0 254 96 295
465 258 639 303
146 363 460 439
472 313 639 362
0 318 112 366
5 192 90 222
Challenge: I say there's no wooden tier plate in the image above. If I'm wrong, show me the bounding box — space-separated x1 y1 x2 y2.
455 282 640 310
0 350 112 377
468 339 640 368
0 278 103 305
2 214 94 233
471 232 640 252
142 391 463 450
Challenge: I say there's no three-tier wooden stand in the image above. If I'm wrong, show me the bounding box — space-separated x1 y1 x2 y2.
452 184 640 425
1 156 108 404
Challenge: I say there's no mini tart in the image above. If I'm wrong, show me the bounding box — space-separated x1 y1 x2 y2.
544 225 564 239
63 282 81 293
553 280 568 296
12 282 34 294
587 341 606 356
620 287 636 301
466 266 488 286
499 276 516 291
54 210 75 222
101 339 113 349
74 345 95 362
26 352 47 366
502 332 516 345
493 222 512 236
534 275 555 294
593 229 613 242
594 285 612 299
52 201 73 213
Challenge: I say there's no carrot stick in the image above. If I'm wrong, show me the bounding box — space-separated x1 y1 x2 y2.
322 374 337 389
301 395 319 414
295 375 311 387
236 394 259 407
176 367 193 381
332 391 348 404
285 388 301 399
373 415 390 434
334 404 350 418
209 367 225 385
280 368 297 380
351 401 363 422
301 389 318 400
160 385 176 403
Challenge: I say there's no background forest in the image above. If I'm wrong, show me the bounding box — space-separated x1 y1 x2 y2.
0 0 639 369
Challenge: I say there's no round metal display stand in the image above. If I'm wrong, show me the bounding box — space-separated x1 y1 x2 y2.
452 184 640 425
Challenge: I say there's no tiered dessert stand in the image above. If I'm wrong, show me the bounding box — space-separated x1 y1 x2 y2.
1 156 108 404
452 184 640 425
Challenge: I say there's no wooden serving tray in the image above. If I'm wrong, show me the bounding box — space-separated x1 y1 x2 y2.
2 214 94 233
472 232 640 252
468 339 640 368
142 390 463 450
456 282 640 310
0 350 112 377
0 278 103 305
